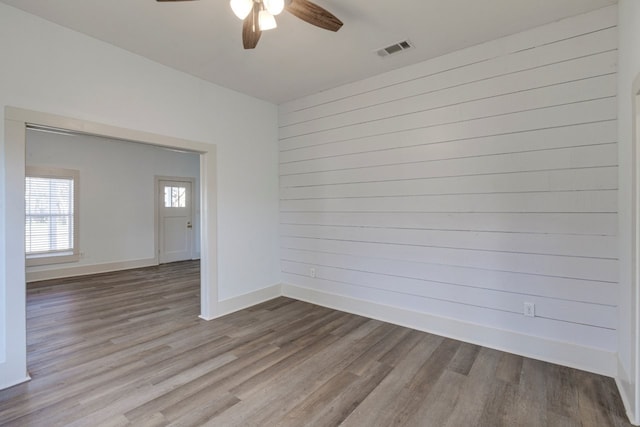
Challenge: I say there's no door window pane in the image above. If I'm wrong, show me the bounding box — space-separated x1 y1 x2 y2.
164 186 186 208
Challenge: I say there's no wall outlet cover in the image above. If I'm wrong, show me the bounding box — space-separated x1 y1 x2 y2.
524 302 535 317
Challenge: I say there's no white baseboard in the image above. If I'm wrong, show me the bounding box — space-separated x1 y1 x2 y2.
199 284 282 321
26 258 158 282
616 359 639 426
0 374 31 391
281 283 617 378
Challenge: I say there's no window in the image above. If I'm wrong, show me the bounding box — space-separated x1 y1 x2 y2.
25 166 79 266
164 186 186 208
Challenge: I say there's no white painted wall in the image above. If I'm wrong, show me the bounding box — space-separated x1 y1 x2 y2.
25 130 200 280
617 0 640 424
279 6 618 376
0 3 280 389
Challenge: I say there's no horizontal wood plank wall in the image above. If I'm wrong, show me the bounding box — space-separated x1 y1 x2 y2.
278 7 618 365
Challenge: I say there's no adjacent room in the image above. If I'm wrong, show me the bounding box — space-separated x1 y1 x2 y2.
1 0 640 425
25 128 202 281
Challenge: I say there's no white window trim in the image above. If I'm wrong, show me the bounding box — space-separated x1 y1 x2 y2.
25 166 80 267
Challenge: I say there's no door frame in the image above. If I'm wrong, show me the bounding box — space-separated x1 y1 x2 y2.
3 106 220 389
155 176 197 264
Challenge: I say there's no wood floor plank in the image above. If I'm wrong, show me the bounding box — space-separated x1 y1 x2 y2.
443 347 503 427
215 320 393 427
345 325 409 376
511 358 550 427
403 369 467 426
339 333 445 427
447 341 481 376
387 338 461 426
546 363 581 421
0 261 631 426
495 351 524 384
281 362 395 427
275 370 361 426
161 392 240 426
123 344 278 423
476 378 520 427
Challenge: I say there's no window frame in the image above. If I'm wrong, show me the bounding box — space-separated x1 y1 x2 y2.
164 185 187 208
25 166 80 267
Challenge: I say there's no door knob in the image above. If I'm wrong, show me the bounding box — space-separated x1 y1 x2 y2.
187 221 192 229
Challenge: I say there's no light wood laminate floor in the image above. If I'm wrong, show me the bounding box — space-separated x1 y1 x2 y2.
0 261 631 426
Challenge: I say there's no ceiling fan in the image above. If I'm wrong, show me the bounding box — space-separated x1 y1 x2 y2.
157 0 343 49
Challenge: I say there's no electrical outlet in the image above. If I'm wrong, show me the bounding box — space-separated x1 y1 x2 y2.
309 267 316 278
524 302 535 317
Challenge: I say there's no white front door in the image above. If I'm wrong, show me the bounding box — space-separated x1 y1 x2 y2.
159 179 193 264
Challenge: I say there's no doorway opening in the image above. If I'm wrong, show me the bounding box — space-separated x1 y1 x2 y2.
3 107 219 387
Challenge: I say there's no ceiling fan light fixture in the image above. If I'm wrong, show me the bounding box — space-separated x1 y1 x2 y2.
264 0 284 16
258 10 277 31
230 0 253 20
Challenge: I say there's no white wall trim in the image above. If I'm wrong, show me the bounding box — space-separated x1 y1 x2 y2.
0 375 31 392
282 283 617 377
630 66 640 427
3 114 28 387
617 359 639 425
26 258 158 283
199 284 282 320
617 53 640 427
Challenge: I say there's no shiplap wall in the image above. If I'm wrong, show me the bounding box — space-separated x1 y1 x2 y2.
278 7 618 366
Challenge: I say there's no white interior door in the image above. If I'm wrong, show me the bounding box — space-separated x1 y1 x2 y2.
159 179 193 264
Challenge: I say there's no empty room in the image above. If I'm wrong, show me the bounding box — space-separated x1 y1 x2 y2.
1 0 640 426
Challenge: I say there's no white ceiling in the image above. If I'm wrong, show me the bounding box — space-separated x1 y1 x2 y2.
1 0 617 104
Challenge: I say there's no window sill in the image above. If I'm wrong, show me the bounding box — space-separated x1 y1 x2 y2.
26 252 80 267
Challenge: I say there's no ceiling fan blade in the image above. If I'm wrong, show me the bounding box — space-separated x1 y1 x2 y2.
286 0 343 32
242 3 262 49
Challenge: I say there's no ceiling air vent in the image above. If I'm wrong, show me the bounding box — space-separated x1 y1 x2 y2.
376 40 415 58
